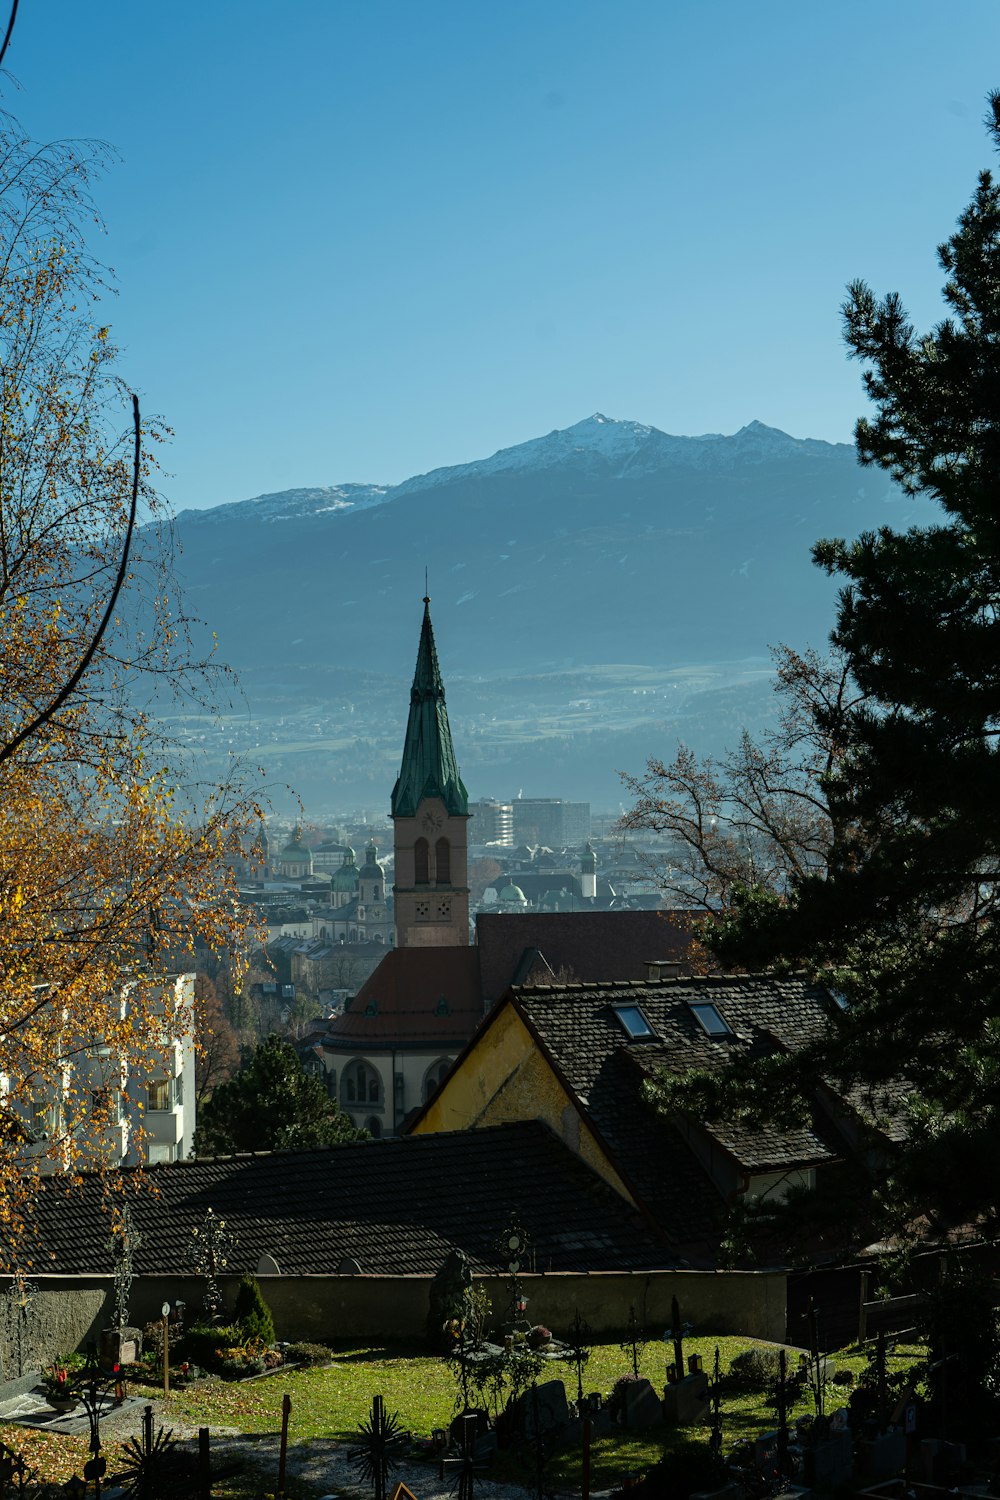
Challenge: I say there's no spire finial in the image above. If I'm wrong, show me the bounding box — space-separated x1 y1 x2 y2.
424 565 429 604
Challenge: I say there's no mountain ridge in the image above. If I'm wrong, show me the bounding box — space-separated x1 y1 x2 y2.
174 413 853 527
159 412 928 811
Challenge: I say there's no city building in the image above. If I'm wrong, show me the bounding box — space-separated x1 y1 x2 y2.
467 797 514 847
511 798 591 848
4 973 197 1171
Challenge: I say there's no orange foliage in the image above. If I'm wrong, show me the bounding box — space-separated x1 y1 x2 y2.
0 122 263 1261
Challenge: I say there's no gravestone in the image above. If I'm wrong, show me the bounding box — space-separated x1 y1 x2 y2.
753 1429 778 1468
805 1426 853 1488
857 1426 906 1479
509 1379 569 1440
448 1407 490 1448
919 1437 965 1485
662 1369 710 1426
100 1327 142 1368
585 1391 612 1438
623 1378 663 1429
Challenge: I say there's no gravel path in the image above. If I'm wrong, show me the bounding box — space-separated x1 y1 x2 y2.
4 1392 587 1497
87 1401 543 1498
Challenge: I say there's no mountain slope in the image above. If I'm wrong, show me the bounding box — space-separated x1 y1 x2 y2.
173 413 921 678
162 414 930 810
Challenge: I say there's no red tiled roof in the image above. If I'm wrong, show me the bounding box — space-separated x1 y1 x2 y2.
476 909 697 1004
323 946 483 1049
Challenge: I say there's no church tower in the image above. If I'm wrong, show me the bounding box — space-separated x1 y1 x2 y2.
391 597 470 946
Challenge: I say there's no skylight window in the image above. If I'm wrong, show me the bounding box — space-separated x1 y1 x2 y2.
613 1004 656 1040
690 1003 733 1038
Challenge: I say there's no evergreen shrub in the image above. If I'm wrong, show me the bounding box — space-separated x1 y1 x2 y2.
233 1273 276 1346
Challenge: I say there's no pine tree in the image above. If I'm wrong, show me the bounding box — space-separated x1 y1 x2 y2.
194 1034 365 1155
676 94 1000 1242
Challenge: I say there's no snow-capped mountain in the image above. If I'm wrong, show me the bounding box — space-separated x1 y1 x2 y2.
396 414 838 496
175 482 389 529
177 414 848 527
170 411 922 680
161 412 933 810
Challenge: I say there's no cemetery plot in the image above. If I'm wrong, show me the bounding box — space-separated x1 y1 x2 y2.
0 1334 931 1497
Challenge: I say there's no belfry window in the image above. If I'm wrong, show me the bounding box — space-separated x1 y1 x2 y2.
435 837 451 885
414 838 429 885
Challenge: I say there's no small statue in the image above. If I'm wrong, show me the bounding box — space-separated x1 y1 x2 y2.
427 1249 473 1350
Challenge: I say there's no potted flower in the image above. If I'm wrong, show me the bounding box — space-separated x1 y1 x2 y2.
40 1362 77 1411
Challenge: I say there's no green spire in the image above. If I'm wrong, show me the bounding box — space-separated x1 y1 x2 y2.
391 597 469 819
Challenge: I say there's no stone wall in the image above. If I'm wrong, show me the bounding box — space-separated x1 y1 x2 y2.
0 1280 110 1381
0 1266 788 1370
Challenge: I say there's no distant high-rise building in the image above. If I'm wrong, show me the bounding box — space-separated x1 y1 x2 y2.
512 798 591 848
468 798 514 846
580 841 598 900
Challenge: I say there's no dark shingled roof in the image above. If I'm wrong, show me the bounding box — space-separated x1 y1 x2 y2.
476 910 696 1005
27 1122 673 1276
514 975 840 1174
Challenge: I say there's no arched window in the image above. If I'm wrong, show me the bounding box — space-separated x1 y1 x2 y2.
422 1056 453 1103
342 1060 383 1109
366 1116 382 1139
435 838 451 885
414 838 429 885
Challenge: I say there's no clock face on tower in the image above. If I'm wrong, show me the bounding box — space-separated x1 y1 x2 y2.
420 810 443 833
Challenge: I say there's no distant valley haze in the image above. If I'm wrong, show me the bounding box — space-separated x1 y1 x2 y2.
166 413 933 816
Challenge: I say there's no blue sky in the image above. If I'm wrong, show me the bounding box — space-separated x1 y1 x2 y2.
10 2 1000 508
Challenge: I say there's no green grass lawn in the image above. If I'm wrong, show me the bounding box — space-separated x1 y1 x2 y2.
0 1336 925 1497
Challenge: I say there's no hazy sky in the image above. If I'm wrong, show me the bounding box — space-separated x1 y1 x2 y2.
10 2 1000 508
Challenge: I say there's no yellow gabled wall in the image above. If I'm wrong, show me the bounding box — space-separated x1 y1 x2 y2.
412 1002 638 1207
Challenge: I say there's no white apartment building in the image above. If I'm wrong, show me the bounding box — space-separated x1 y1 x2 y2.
4 972 197 1172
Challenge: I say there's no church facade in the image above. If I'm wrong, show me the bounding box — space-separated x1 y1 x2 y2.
308 597 477 1134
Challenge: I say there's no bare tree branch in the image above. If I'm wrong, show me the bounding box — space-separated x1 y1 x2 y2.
0 393 140 767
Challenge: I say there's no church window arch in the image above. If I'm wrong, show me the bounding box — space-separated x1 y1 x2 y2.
435 838 451 885
342 1060 383 1109
422 1056 453 1103
414 838 429 885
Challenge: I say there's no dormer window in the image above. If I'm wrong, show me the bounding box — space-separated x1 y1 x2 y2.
690 1002 732 1038
613 1004 656 1040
